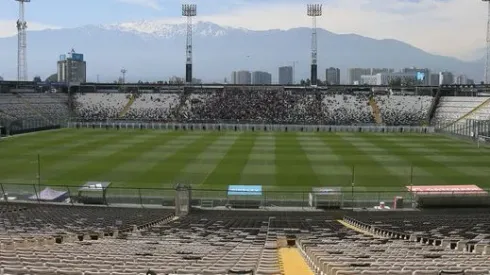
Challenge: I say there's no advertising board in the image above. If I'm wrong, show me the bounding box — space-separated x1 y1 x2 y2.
227 185 262 196
407 185 486 194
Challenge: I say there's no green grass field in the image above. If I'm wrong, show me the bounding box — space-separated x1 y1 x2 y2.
1 129 489 193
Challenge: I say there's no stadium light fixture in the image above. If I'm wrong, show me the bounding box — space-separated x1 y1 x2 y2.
15 0 30 82
182 4 197 85
307 4 322 87
483 0 490 84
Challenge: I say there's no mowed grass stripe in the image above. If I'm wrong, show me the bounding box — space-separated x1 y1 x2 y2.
0 129 97 171
201 133 255 187
275 133 319 188
319 134 402 187
177 133 241 185
374 135 472 185
140 133 221 186
44 131 179 186
1 131 124 182
297 133 351 185
393 136 490 181
41 131 154 184
239 133 275 186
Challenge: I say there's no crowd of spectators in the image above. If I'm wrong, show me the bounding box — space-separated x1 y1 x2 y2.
0 90 433 126
74 90 432 126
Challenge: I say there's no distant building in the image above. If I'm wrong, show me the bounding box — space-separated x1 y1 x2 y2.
234 70 252 85
325 67 340 85
401 68 430 85
252 71 272 85
455 75 471 85
360 75 379 85
278 66 293 85
371 68 394 75
0 76 3 81
430 74 440 86
361 72 418 85
57 50 86 83
348 68 371 84
347 68 396 84
439 71 454 85
231 71 237 84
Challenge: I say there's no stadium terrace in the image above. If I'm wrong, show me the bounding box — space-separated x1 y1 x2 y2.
2 82 490 275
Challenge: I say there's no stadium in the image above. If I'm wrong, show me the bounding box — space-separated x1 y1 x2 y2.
1 80 490 275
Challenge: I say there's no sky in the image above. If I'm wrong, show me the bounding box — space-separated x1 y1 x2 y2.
0 0 487 61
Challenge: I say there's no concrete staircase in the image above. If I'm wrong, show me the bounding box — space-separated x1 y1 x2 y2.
369 97 383 125
118 94 136 118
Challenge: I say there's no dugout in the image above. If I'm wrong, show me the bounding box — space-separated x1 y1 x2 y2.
78 181 111 205
227 185 262 209
408 185 490 208
309 187 342 209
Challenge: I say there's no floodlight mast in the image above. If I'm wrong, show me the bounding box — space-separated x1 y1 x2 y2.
484 0 490 84
121 68 127 84
182 4 197 84
16 0 30 82
307 4 322 87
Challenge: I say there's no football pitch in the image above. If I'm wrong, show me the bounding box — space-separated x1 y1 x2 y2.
1 128 490 191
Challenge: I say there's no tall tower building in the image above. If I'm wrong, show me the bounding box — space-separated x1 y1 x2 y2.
252 71 272 85
325 67 340 85
235 70 252 85
278 66 293 85
57 49 87 83
439 71 454 85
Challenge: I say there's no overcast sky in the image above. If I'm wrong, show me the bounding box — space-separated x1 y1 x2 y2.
0 0 487 60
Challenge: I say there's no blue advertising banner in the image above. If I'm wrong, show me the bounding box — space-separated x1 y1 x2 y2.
228 185 262 196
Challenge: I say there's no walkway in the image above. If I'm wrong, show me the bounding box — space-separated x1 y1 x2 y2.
278 247 314 275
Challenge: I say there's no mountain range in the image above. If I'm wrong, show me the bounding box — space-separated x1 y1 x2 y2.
0 21 484 83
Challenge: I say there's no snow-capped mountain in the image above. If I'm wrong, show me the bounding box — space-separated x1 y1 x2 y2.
102 21 230 38
0 21 483 82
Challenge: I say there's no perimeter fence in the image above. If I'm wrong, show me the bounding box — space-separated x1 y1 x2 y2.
2 182 488 209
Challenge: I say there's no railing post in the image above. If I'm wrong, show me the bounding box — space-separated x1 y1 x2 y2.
264 190 267 207
33 184 40 203
302 191 305 209
0 183 7 202
66 186 74 205
138 188 143 206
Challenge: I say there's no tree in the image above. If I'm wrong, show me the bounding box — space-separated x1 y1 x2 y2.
300 79 311 86
388 77 402 87
401 77 419 87
33 76 42 82
45 74 57 83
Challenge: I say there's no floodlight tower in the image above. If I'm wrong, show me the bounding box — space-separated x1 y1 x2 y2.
307 4 322 86
483 0 490 84
182 4 197 84
121 68 127 84
16 0 30 82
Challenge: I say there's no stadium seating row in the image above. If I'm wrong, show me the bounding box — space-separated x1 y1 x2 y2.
2 205 490 274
